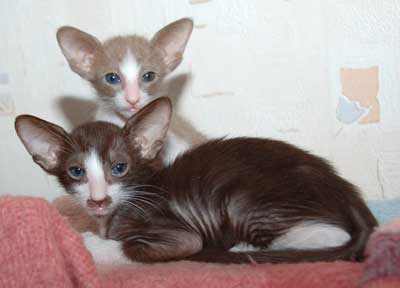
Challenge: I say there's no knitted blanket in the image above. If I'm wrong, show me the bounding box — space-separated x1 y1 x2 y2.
0 196 398 288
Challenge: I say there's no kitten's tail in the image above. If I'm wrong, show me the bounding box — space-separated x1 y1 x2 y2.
187 207 376 264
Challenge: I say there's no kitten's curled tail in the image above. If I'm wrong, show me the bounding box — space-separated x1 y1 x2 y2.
187 207 377 264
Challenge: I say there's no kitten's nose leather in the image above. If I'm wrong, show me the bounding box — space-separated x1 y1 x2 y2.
87 197 112 209
124 81 140 106
126 96 139 106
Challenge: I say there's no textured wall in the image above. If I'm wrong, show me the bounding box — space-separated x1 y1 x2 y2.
1 0 399 200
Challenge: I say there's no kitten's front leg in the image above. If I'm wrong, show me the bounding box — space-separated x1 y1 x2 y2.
122 229 203 262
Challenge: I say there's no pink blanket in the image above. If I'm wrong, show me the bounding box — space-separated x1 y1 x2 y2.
0 196 398 288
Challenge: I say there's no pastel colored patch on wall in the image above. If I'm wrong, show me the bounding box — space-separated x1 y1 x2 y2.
336 66 380 124
0 73 9 85
194 24 208 29
198 91 235 98
0 93 15 116
0 72 14 116
189 0 211 4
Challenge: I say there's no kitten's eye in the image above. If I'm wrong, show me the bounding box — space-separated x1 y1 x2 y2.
111 163 128 177
105 73 121 85
142 71 156 83
68 167 85 180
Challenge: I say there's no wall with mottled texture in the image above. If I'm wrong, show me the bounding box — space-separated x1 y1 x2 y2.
1 0 399 200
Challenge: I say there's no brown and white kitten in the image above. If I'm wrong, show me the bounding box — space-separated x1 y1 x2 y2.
57 18 205 164
15 97 377 264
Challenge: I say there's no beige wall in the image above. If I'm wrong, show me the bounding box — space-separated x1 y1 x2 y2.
1 0 400 200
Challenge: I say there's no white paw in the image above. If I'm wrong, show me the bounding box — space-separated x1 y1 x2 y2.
269 222 351 250
229 242 261 252
82 232 133 265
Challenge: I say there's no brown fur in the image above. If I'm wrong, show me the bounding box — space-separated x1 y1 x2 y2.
109 136 377 263
15 99 171 234
15 98 378 264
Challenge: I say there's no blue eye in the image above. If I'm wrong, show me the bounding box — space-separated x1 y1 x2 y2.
68 167 85 179
142 71 156 82
111 163 128 177
105 73 121 85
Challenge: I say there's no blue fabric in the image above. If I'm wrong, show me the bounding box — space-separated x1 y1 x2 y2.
367 198 400 225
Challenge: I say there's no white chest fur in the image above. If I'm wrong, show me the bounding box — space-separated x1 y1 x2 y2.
82 232 133 265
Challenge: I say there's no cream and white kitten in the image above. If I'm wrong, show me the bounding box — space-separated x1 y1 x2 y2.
57 18 206 164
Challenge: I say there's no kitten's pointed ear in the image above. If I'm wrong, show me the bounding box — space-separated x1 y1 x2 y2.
123 98 172 160
15 115 72 173
57 26 103 80
151 18 193 72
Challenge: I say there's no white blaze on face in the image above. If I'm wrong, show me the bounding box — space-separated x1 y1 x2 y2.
71 151 125 217
119 51 141 107
85 150 107 201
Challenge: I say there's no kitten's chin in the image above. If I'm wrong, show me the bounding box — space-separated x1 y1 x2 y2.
116 102 148 118
117 108 137 119
87 206 113 217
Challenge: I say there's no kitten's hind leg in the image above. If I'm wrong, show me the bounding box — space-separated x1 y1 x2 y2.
229 242 262 252
268 221 351 250
121 229 203 263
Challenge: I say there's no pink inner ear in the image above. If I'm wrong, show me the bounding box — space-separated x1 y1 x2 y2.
163 52 182 72
77 53 95 75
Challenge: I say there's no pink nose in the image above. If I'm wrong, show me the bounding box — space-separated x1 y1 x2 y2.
124 81 140 106
87 198 112 209
126 96 139 106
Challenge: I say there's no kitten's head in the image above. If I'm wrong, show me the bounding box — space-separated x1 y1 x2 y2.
56 18 192 118
15 97 172 217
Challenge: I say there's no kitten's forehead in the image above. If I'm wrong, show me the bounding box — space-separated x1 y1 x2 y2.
103 36 151 64
70 122 123 156
99 36 166 73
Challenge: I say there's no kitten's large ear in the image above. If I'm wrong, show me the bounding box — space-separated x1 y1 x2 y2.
151 18 193 72
15 115 73 173
56 26 103 80
123 98 172 160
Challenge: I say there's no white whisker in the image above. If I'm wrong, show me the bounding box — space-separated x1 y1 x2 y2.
132 196 162 211
119 200 146 217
